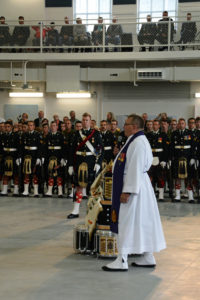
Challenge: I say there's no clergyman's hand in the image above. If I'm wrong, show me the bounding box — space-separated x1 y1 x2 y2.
120 193 130 203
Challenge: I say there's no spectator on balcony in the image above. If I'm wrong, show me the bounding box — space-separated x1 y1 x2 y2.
0 16 11 50
178 13 197 50
45 22 59 51
59 16 73 52
138 15 157 52
11 16 30 50
106 16 123 52
32 22 51 48
156 11 175 51
92 16 104 49
73 17 89 52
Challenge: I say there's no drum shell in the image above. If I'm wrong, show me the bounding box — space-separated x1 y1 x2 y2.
73 225 89 253
94 230 118 257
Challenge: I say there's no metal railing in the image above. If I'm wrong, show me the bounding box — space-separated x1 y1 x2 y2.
0 18 200 53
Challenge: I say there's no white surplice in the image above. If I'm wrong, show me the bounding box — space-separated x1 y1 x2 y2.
113 134 166 255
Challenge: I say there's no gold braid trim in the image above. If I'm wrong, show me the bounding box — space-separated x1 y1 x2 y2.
78 162 88 188
48 156 57 177
5 156 13 176
23 155 32 175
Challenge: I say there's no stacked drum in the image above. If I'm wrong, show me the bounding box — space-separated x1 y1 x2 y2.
73 163 118 258
94 168 118 258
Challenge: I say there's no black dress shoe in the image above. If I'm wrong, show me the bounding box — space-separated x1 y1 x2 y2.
131 262 156 268
102 266 128 272
58 195 63 198
13 194 20 197
34 195 39 198
158 199 164 202
67 213 79 219
82 196 88 200
188 200 195 204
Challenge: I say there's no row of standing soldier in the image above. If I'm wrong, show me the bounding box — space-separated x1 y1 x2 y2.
1 115 200 214
146 118 200 203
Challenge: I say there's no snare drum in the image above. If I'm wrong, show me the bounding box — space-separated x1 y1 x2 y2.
73 224 89 253
94 230 118 258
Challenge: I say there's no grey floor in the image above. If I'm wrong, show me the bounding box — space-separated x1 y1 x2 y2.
0 196 200 300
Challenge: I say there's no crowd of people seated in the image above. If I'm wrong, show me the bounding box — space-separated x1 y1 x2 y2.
138 11 198 51
0 12 198 52
0 15 123 52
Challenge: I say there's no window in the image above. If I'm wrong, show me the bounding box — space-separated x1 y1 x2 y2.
138 0 178 23
74 0 112 31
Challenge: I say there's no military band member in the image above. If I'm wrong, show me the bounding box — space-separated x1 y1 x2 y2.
67 112 103 219
113 130 127 157
146 120 169 201
110 119 120 143
21 121 42 197
145 120 153 133
0 121 21 196
45 121 67 197
170 118 195 203
100 120 115 164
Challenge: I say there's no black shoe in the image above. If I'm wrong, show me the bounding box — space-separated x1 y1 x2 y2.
82 196 88 200
172 199 181 203
67 213 79 219
0 193 8 196
102 266 128 272
34 195 39 198
188 200 195 204
131 262 156 268
12 194 20 197
158 199 164 202
58 195 63 198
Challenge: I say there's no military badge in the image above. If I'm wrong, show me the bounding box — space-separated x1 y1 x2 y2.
158 137 162 143
118 152 125 162
92 137 95 143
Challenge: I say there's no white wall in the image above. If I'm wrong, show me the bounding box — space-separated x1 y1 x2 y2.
0 81 199 124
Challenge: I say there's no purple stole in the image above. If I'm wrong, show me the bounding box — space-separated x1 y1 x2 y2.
110 131 144 234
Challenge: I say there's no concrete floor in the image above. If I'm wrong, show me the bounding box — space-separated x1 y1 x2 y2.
0 196 200 300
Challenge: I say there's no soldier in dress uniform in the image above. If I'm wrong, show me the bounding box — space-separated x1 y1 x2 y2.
62 119 75 197
0 121 21 196
21 121 42 197
146 120 169 201
170 118 195 203
100 120 115 165
67 112 103 219
110 119 120 143
113 130 128 157
44 121 67 197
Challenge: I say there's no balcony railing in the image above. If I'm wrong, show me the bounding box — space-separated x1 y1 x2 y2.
0 18 200 53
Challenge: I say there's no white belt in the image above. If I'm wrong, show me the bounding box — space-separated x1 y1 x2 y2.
76 151 94 156
175 145 191 149
48 146 61 150
152 149 163 152
3 148 17 152
25 146 38 150
104 146 112 150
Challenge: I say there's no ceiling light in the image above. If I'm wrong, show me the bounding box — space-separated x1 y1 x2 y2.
195 93 200 98
9 92 44 98
56 92 91 99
